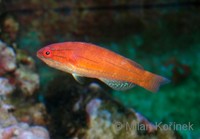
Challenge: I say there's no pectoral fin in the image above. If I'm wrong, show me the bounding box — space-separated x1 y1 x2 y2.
99 78 135 91
72 73 85 84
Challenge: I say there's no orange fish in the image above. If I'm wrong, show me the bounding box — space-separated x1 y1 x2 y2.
37 42 169 92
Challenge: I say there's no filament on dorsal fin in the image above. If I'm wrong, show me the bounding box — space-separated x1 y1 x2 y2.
126 59 143 69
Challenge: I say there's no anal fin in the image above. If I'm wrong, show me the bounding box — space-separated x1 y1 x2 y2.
100 78 135 91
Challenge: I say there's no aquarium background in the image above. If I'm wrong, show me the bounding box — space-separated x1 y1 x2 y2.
0 0 199 139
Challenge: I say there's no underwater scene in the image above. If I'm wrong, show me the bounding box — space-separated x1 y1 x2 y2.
0 0 199 139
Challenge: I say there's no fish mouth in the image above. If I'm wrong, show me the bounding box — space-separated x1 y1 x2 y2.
36 48 44 58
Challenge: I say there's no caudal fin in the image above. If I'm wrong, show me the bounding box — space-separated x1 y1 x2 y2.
139 71 170 93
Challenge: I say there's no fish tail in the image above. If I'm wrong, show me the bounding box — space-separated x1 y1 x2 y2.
139 71 170 93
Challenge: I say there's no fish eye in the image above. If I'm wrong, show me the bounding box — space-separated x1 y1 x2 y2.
43 48 52 57
46 51 50 55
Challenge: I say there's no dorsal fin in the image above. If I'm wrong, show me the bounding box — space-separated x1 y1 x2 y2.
127 59 143 69
99 78 135 91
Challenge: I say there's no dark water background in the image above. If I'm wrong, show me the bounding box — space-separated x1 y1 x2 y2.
0 0 199 138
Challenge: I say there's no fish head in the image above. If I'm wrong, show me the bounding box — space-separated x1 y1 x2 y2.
37 43 74 72
37 46 59 69
37 46 53 61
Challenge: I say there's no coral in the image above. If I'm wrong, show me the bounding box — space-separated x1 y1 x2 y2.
14 65 39 96
0 108 17 128
0 40 39 96
0 40 47 138
44 74 180 138
0 41 16 76
0 122 50 139
0 106 49 139
86 98 102 118
14 103 47 126
1 15 19 44
0 78 15 96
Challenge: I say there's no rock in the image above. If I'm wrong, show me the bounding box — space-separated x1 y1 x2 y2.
0 108 18 128
0 77 15 96
0 40 39 96
0 40 47 138
14 65 39 96
1 15 19 44
0 107 50 139
45 74 181 138
0 40 16 76
14 103 47 126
